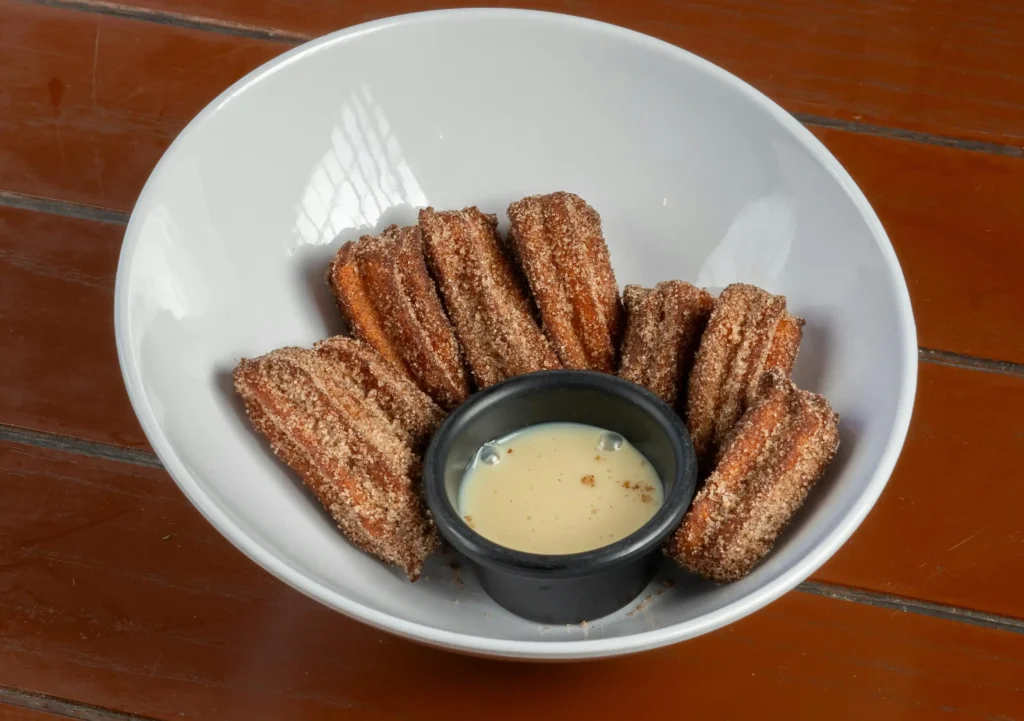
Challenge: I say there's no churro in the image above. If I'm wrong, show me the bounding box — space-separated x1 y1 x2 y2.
686 283 804 466
618 281 715 406
327 224 470 409
668 369 838 581
419 206 560 387
507 192 623 372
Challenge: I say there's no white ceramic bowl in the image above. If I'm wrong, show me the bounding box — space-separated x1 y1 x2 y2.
115 9 916 660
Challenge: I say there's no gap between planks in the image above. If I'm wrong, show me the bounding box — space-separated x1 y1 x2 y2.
13 0 1024 158
4 420 1024 640
0 191 129 225
22 0 310 42
0 685 160 721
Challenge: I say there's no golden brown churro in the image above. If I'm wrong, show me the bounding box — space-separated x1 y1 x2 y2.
686 283 804 466
233 343 440 579
667 369 839 581
506 192 623 372
327 224 470 410
419 206 560 388
618 281 715 406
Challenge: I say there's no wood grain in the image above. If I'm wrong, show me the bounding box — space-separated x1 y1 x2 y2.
0 207 146 448
3 0 1023 717
0 0 286 210
2 440 1023 720
818 361 1024 619
51 0 1024 148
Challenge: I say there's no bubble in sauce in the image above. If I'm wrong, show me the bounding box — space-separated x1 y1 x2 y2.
479 444 501 466
597 431 624 452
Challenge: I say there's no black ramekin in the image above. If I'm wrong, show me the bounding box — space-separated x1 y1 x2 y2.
422 370 698 624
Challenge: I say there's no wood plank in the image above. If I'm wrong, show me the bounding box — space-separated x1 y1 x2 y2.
2 442 1023 720
817 361 1024 618
0 0 286 210
0 208 146 449
810 127 1024 364
70 0 1024 148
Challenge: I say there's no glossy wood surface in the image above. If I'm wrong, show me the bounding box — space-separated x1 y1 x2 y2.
2 442 1023 720
818 362 1024 618
2 0 1023 718
0 1 286 210
811 127 1024 364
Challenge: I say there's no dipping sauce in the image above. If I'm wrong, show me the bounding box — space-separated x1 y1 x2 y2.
457 422 664 554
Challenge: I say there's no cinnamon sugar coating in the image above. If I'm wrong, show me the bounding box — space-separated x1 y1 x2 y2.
686 283 805 467
326 224 470 410
618 281 715 407
233 342 441 579
419 206 560 388
506 192 623 372
667 369 839 582
313 336 445 451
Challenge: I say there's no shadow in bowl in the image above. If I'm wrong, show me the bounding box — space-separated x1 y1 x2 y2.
292 204 423 335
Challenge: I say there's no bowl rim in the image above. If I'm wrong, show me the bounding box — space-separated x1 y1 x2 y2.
423 370 697 573
114 7 918 659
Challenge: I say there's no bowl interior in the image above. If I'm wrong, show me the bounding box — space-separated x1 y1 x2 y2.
426 371 695 571
115 9 915 658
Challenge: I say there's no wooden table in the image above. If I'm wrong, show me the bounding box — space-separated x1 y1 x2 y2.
2 0 1023 718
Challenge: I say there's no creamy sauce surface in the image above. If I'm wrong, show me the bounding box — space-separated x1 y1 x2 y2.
458 422 663 554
